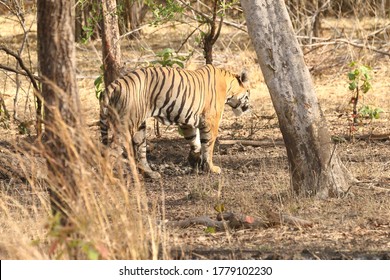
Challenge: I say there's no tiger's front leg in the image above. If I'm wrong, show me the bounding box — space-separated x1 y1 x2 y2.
132 122 161 180
199 117 221 174
179 125 202 170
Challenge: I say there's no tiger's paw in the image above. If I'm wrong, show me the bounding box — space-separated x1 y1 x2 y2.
202 162 221 174
188 150 202 168
209 165 221 174
145 170 161 180
138 165 162 180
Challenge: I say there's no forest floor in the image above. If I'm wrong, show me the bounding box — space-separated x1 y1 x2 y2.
0 14 390 259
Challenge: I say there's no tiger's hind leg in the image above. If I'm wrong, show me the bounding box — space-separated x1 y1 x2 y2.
132 122 161 180
198 116 221 174
179 125 202 171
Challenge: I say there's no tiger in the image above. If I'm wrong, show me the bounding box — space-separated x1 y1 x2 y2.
99 64 250 179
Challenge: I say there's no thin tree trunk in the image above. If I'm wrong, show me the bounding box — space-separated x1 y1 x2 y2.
75 1 83 42
37 0 80 222
101 0 122 86
203 0 223 65
129 1 148 39
241 0 351 198
118 0 148 39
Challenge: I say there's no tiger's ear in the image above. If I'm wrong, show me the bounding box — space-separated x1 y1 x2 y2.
237 69 249 86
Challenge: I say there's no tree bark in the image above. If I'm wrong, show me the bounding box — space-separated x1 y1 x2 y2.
75 0 84 42
203 0 223 65
37 0 80 120
241 0 351 198
37 0 81 222
101 0 122 86
118 0 148 39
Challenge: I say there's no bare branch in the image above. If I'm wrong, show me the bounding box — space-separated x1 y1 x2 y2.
0 63 40 81
177 0 212 23
176 23 205 53
302 38 390 57
1 44 43 135
211 16 223 45
0 46 40 92
223 19 247 32
367 24 390 39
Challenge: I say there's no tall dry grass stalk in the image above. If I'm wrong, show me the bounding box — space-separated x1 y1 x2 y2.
0 103 162 259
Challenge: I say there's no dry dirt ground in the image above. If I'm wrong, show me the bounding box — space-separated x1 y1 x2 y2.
1 14 390 259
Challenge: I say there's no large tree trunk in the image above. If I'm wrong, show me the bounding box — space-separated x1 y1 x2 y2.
37 0 80 222
241 0 351 198
101 0 122 86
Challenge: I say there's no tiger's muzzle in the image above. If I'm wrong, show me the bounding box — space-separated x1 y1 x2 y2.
226 91 250 117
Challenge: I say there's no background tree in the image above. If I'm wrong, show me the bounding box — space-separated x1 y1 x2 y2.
117 0 148 39
146 0 236 64
285 0 330 44
74 0 149 42
74 0 101 42
241 0 351 198
101 0 122 86
199 0 223 64
37 0 81 222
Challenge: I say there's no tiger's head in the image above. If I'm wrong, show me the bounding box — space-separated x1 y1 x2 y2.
226 69 250 117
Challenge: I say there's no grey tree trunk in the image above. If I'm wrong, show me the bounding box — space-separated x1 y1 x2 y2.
241 0 351 198
37 0 80 222
101 0 122 86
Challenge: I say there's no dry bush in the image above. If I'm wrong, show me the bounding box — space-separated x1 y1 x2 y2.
0 103 163 260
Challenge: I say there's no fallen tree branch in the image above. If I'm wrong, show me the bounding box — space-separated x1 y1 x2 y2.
218 139 285 147
354 183 390 192
165 216 226 230
332 133 390 142
166 211 313 231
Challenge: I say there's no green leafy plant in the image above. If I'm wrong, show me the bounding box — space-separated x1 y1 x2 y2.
46 213 102 260
347 62 382 134
81 24 95 44
78 1 102 44
94 65 105 99
17 120 33 135
359 105 383 120
151 48 186 68
146 0 184 26
205 226 216 234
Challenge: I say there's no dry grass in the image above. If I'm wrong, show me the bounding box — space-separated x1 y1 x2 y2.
1 8 390 259
0 108 162 259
